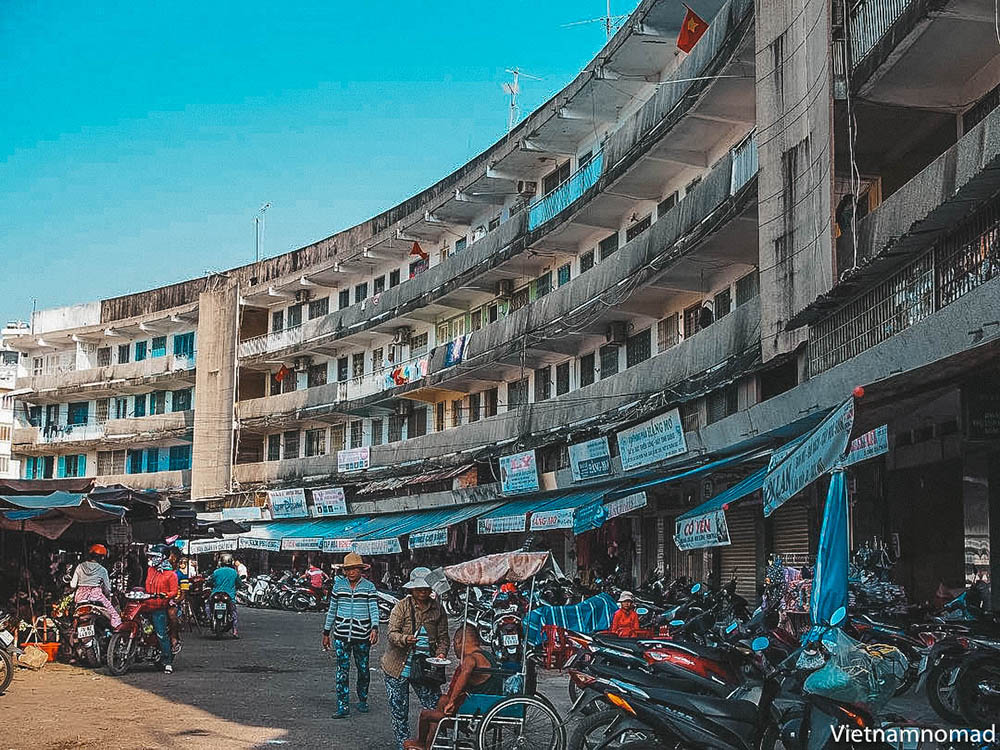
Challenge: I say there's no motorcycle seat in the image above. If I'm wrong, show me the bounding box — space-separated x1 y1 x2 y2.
645 687 759 725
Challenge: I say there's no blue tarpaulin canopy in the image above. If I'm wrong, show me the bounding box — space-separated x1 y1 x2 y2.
676 467 768 521
353 502 502 544
243 515 372 541
477 485 624 535
0 492 89 509
0 494 128 539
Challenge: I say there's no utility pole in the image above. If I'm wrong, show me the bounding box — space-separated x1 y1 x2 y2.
253 202 271 262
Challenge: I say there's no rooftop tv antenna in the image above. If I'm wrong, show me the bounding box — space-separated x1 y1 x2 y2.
254 202 271 262
562 0 628 39
503 68 542 132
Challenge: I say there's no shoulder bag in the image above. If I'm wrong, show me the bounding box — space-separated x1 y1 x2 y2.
407 597 445 688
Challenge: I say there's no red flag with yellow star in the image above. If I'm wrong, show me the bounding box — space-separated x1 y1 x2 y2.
677 6 709 53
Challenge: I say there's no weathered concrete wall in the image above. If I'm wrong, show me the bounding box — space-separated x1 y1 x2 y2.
191 283 239 499
31 302 101 334
756 0 834 360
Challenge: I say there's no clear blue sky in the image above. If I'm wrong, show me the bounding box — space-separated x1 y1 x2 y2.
1 1 628 324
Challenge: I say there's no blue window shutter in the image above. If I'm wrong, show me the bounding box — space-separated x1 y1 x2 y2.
78 454 86 476
25 457 35 479
57 455 67 478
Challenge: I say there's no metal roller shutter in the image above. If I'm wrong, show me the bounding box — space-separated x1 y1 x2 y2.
771 502 811 564
718 506 759 604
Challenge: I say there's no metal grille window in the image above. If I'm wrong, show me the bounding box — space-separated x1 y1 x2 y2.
511 286 530 311
580 353 596 387
352 353 365 378
707 385 739 425
599 344 619 379
535 271 552 298
936 202 999 308
599 232 619 261
308 363 328 388
408 407 427 438
331 424 346 452
96 398 109 422
98 450 126 475
626 214 651 242
715 288 732 318
354 283 368 304
272 310 284 332
471 309 483 331
371 419 384 446
534 367 551 402
485 388 498 417
542 161 570 194
508 378 528 408
339 289 351 309
172 388 192 412
580 250 595 273
286 304 302 328
283 430 300 459
389 269 401 288
684 304 702 338
657 314 679 351
374 275 386 294
337 356 349 381
626 328 652 368
436 402 446 432
267 435 281 461
469 392 481 422
117 344 130 364
557 263 571 286
97 347 111 367
658 191 678 217
350 420 363 449
452 399 463 427
556 361 570 395
736 271 759 306
371 347 383 372
388 415 405 443
308 297 329 319
410 333 429 356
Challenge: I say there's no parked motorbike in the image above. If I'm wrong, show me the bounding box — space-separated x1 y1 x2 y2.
375 587 399 624
106 590 169 675
0 610 20 695
955 635 1000 725
67 600 115 667
209 591 235 638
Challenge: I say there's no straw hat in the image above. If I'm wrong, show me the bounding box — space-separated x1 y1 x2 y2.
342 552 370 570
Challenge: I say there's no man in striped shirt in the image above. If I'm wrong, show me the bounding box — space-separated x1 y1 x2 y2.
322 552 380 718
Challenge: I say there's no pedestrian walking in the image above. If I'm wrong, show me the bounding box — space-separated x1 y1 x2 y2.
322 552 380 718
382 567 450 750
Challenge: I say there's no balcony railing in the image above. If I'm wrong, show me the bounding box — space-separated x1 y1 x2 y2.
17 353 195 394
240 326 305 358
730 133 758 195
528 151 604 231
849 0 914 65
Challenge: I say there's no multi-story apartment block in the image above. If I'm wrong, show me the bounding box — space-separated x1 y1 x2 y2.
9 0 1000 601
0 323 26 479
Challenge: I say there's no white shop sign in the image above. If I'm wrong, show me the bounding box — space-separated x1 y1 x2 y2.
221 506 263 522
568 437 612 482
280 537 323 551
840 424 888 467
352 537 402 556
188 538 238 554
321 538 356 553
674 509 731 551
604 491 647 520
410 528 448 549
530 507 576 531
478 515 527 535
238 537 281 552
268 488 309 519
337 447 371 473
311 487 348 517
616 409 687 472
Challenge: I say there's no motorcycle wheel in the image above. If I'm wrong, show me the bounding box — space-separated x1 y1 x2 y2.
568 709 656 750
291 596 311 613
443 595 461 617
106 633 134 676
956 657 1000 726
84 642 102 668
568 680 603 715
926 659 965 724
378 602 392 624
0 649 13 694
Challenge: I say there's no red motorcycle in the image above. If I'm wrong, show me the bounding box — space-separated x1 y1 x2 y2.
106 590 169 675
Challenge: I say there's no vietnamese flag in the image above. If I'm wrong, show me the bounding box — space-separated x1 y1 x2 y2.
274 364 291 383
410 241 429 261
677 6 709 53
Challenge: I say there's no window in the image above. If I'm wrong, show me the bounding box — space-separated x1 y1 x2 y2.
61 454 85 478
172 388 192 412
485 388 499 417
331 424 345 453
578 149 594 169
535 271 552 299
308 363 328 388
308 297 329 319
408 406 428 438
435 402 446 432
542 161 570 194
352 352 365 378
134 394 146 417
150 391 166 415
488 215 501 231
436 322 450 345
508 378 528 408
683 304 702 339
455 237 467 253
135 341 147 361
557 263 571 287
599 344 619 379
534 367 551 402
371 418 384 446
97 347 111 367
374 275 386 295
657 314 679 350
287 304 303 328
68 402 89 426
270 373 283 395
511 286 530 311
736 270 759 306
127 450 143 475
626 328 652 368
389 269 401 288
469 392 481 422
707 385 739 425
556 361 570 395
283 430 300 459
580 353 596 387
145 448 159 473
372 347 383 372
388 415 405 443
410 332 429 356
173 332 195 357
658 191 678 217
169 445 191 470
580 249 595 273
338 289 351 310
114 397 128 420
714 288 732 318
267 435 281 461
451 399 463 427
487 304 499 323
117 344 130 364
599 233 619 261
272 310 284 332
626 214 651 242
470 309 483 332
151 336 167 357
350 420 363 449
337 356 349 381
409 257 429 278
354 283 368 304
32 356 42 376
305 428 327 457
97 450 126 475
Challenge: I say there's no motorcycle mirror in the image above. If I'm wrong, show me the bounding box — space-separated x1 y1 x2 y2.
635 607 649 616
725 621 739 634
751 636 770 652
669 619 685 627
830 607 847 627
690 583 702 594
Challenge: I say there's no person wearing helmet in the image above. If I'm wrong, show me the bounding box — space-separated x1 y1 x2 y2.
69 544 121 628
145 545 179 673
206 552 241 638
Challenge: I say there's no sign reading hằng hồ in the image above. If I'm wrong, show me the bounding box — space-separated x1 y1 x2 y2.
529 507 577 531
674 509 731 551
280 537 323 551
478 514 527 535
409 528 449 549
568 437 612 482
616 409 687 472
267 488 309 519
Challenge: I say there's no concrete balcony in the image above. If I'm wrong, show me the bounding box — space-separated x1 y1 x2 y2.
16 354 196 402
13 411 194 455
95 469 191 491
233 454 334 486
527 152 604 231
103 410 195 439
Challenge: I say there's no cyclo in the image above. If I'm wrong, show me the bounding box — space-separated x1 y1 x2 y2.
428 551 566 750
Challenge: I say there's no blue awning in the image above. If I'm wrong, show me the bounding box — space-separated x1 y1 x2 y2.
244 515 372 541
353 502 502 546
604 450 761 500
676 467 767 521
0 492 88 509
477 485 627 536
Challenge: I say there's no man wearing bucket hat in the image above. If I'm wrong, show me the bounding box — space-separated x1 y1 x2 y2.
383 566 450 750
322 552 380 718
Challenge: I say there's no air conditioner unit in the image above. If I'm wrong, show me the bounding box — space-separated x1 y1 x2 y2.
294 289 312 303
393 327 413 345
516 180 537 196
496 279 514 299
605 321 628 345
293 355 313 372
395 400 412 416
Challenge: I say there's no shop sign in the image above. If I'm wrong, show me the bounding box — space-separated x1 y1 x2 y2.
238 536 281 551
478 514 527 535
499 450 539 494
352 537 402 556
839 425 888 467
338 447 371 473
280 537 323 551
763 399 855 517
221 506 263 522
410 528 448 549
106 523 132 546
188 538 238 555
530 507 576 531
268 488 309 519
311 488 348 517
605 491 647 520
569 437 612 481
964 383 1000 439
616 409 687 472
674 510 731 551
321 538 355 553
572 501 608 535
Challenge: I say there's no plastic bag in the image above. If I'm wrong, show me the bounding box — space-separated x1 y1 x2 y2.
802 629 906 711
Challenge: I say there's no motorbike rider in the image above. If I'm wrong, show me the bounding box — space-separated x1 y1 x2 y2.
207 553 241 638
610 590 640 637
145 545 179 673
69 544 122 628
166 546 186 654
305 560 329 600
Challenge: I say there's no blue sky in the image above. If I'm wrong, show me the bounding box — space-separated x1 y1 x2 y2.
0 1 627 324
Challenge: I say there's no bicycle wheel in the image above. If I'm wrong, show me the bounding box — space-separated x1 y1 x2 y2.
478 695 566 750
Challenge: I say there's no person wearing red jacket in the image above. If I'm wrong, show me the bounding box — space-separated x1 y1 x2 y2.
145 545 179 673
610 591 640 638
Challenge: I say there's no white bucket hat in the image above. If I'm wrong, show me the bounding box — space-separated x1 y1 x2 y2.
618 590 635 603
403 566 433 589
